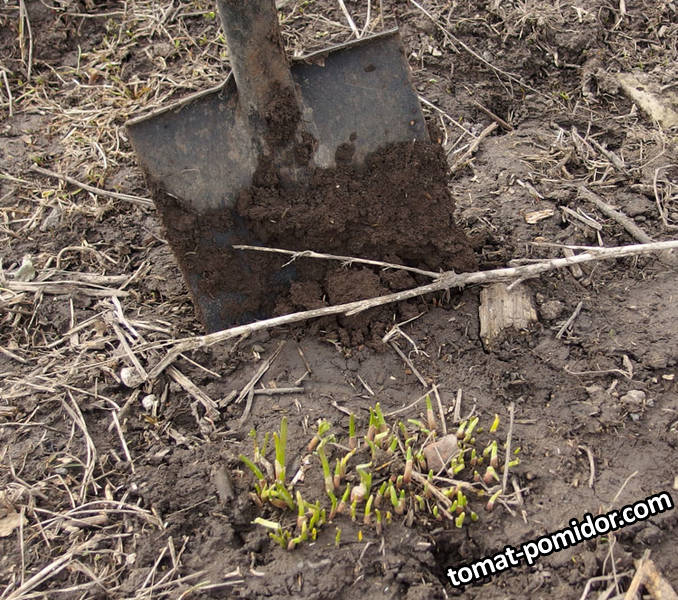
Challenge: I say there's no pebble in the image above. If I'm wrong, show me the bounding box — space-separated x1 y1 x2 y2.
624 196 652 217
621 390 646 406
141 394 157 411
539 300 564 321
120 366 145 388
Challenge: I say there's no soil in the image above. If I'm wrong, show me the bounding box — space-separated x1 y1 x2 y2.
1 0 677 599
155 139 476 342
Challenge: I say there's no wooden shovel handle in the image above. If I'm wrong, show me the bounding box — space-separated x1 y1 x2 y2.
216 0 300 146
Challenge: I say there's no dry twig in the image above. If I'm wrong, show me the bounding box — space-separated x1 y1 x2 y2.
147 239 678 378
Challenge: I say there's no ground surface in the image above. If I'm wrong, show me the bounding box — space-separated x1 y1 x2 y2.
1 0 677 599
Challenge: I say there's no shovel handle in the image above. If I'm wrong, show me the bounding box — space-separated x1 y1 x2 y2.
216 0 299 143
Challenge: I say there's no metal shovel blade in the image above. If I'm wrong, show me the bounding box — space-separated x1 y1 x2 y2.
127 30 429 331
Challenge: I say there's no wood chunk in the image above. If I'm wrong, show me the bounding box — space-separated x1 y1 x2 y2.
479 283 538 348
524 208 555 224
617 72 678 129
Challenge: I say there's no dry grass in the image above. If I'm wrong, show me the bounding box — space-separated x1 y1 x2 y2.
0 2 395 598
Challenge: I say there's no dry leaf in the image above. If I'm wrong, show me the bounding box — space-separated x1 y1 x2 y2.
0 510 26 537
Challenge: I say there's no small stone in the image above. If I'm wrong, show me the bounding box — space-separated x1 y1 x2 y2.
646 350 668 370
13 255 36 282
423 434 459 471
40 206 62 231
621 390 646 406
624 195 652 217
141 394 157 411
120 367 145 388
251 344 265 353
539 300 564 321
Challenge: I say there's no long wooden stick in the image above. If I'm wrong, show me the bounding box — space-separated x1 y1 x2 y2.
147 240 678 379
233 245 440 278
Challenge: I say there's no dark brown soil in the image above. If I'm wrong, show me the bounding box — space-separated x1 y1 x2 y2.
155 139 476 341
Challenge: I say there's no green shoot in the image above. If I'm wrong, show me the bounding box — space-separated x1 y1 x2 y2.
350 498 357 521
308 502 321 530
463 416 479 442
375 481 387 508
270 529 289 549
334 448 356 488
349 413 357 449
288 520 308 550
489 414 500 433
374 430 390 448
486 489 502 512
367 408 377 441
307 419 331 452
490 440 499 468
317 446 334 495
365 438 378 461
395 489 406 515
350 463 372 503
389 483 398 509
483 465 499 484
274 417 288 483
374 402 388 433
375 509 382 534
398 421 408 440
403 445 413 484
253 517 281 532
273 482 295 511
456 419 467 439
335 527 341 547
455 512 465 528
363 494 374 525
425 394 436 432
328 489 338 520
296 491 306 530
337 484 350 514
240 455 265 482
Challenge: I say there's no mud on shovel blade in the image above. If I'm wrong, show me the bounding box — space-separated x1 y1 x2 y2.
126 0 429 332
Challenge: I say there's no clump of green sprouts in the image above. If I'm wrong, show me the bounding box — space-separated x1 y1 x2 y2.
240 399 519 550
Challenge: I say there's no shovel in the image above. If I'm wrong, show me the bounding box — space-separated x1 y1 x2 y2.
126 0 429 332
